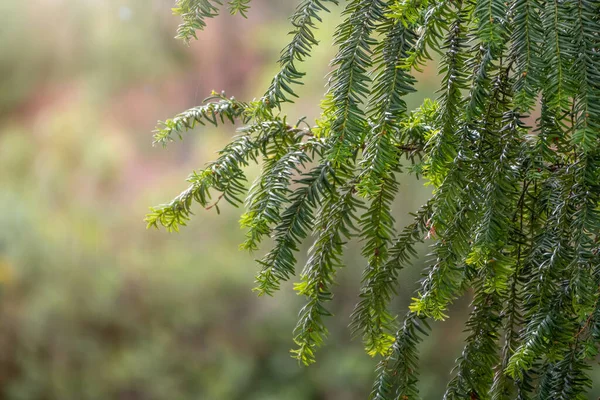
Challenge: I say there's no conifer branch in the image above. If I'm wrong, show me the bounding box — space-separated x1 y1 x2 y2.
148 2 600 396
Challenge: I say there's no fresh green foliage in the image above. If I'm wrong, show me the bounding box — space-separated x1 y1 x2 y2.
148 0 600 398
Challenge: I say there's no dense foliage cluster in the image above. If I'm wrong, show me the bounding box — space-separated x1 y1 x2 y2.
147 0 600 398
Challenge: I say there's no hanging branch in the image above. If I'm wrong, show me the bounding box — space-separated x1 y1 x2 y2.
147 0 600 396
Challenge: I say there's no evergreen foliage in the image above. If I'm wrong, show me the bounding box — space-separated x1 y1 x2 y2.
149 0 600 397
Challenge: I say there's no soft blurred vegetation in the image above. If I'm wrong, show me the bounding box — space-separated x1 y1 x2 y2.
1 1 599 399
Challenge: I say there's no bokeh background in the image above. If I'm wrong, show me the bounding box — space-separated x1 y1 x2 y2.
1 1 599 399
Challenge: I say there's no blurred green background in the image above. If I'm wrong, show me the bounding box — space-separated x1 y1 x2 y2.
0 1 598 399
